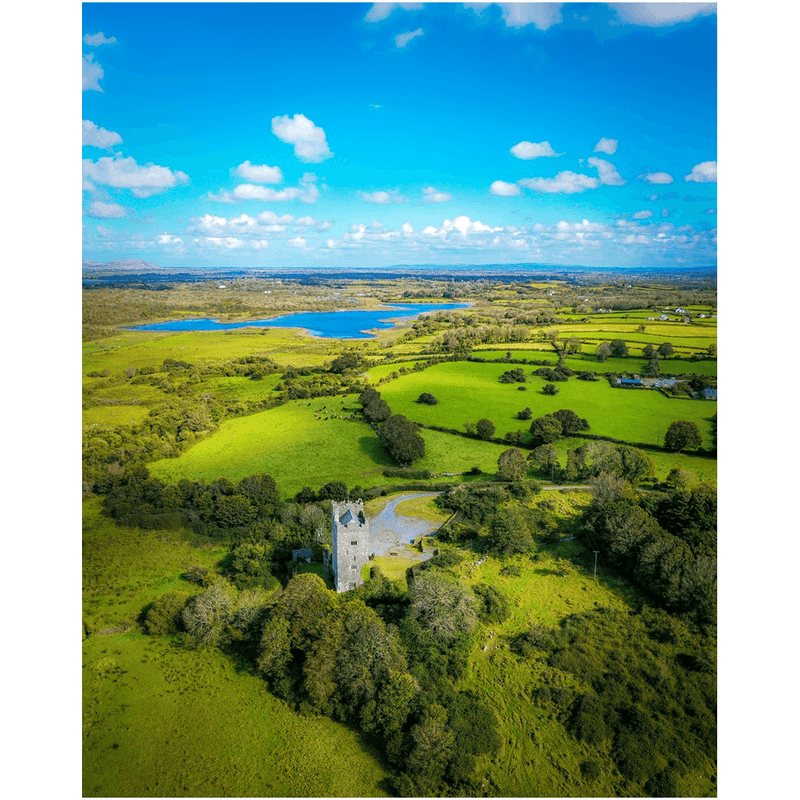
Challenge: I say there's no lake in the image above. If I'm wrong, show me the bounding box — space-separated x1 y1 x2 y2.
125 302 468 339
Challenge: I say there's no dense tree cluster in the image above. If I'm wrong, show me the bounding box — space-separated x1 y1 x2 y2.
581 477 716 622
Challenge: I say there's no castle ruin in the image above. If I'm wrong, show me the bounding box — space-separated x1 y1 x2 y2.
331 500 369 593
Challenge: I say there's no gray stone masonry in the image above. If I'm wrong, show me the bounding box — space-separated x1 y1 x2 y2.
331 500 369 593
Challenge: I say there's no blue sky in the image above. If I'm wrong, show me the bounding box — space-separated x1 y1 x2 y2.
82 2 717 269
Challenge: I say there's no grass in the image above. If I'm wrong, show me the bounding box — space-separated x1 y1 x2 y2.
83 405 152 429
83 496 389 797
83 633 390 797
377 361 717 448
148 396 513 497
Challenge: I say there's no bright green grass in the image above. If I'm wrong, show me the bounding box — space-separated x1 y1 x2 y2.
148 396 511 497
366 359 427 382
88 382 173 404
393 494 451 522
83 633 389 797
196 374 283 400
471 350 717 376
83 405 151 429
83 496 389 797
82 497 226 631
82 328 341 375
436 493 714 797
377 362 717 448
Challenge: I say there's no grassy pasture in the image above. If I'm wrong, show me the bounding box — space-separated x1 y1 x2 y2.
376 362 716 447
83 634 389 798
82 497 226 632
471 350 717 376
148 396 512 497
87 382 173 404
83 496 390 797
195 374 284 401
83 405 151 429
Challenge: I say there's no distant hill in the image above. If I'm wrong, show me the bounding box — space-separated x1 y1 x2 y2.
82 259 171 274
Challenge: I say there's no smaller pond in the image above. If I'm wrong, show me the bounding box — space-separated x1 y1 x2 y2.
368 493 444 558
124 302 468 339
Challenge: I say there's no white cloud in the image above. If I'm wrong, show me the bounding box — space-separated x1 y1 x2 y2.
364 3 422 22
82 120 123 149
82 156 189 197
588 157 626 186
633 210 654 219
609 3 716 28
422 216 503 239
490 180 522 197
271 114 332 162
157 234 183 245
362 190 407 204
82 53 104 92
685 161 717 183
706 208 717 215
83 32 117 46
233 161 283 184
195 236 247 250
423 187 452 203
395 28 424 48
593 137 618 155
639 171 674 184
288 236 308 248
85 200 126 219
510 140 562 160
210 173 320 204
499 3 564 30
519 171 600 194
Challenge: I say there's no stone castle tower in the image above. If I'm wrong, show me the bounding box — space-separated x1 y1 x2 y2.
331 500 369 593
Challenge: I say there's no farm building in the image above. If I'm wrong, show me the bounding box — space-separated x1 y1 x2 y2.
701 387 718 399
617 378 643 387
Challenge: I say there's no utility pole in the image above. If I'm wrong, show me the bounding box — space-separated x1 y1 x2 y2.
593 551 599 584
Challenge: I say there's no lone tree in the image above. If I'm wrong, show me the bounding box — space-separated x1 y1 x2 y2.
381 414 426 464
476 418 496 440
496 448 528 482
416 392 438 405
542 383 559 395
596 342 612 362
657 342 675 358
610 339 629 358
529 414 563 447
663 420 702 452
552 408 589 434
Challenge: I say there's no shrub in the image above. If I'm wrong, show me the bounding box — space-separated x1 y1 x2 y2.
473 584 511 624
542 383 559 395
416 392 439 405
580 760 602 782
145 590 191 635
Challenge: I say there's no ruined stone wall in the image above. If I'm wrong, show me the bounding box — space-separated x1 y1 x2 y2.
331 500 369 593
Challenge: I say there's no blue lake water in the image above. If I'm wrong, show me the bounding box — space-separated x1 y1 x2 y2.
125 302 469 339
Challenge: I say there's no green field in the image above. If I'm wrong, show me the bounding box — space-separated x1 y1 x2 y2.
83 404 152 429
471 350 718 376
377 361 716 448
148 396 512 496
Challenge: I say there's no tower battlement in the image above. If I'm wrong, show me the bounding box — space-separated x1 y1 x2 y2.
331 500 369 593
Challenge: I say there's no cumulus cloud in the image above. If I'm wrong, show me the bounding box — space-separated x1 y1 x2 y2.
633 210 654 219
519 171 600 194
609 3 716 27
588 157 626 186
510 140 562 160
82 120 123 149
490 180 522 197
191 211 295 237
195 236 248 250
157 234 183 246
83 32 117 46
422 216 503 238
364 3 422 22
639 171 674 184
362 190 407 204
210 173 320 204
85 200 126 219
233 161 284 183
396 28 424 48
593 137 618 155
499 3 564 30
271 114 333 163
82 53 104 92
82 156 189 197
423 186 452 203
685 161 717 183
